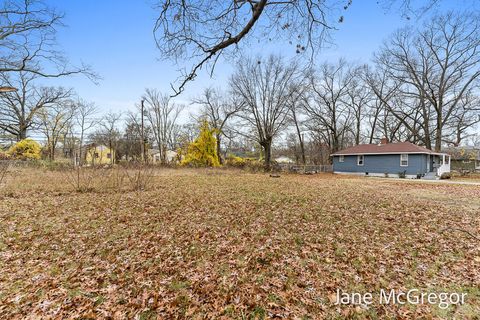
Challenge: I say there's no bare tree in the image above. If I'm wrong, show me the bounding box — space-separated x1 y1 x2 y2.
442 91 480 146
230 55 299 170
342 65 372 145
154 0 350 95
365 64 419 144
286 79 311 165
152 0 462 95
192 87 242 163
0 71 72 140
98 112 122 165
74 99 98 165
117 114 154 162
0 0 95 78
142 89 183 164
303 60 355 153
375 12 480 151
38 100 75 160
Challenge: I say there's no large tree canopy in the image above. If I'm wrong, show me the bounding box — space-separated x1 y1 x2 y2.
153 0 474 95
154 0 344 95
0 0 95 79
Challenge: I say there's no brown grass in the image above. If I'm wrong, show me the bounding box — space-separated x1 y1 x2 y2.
0 168 479 319
451 172 480 183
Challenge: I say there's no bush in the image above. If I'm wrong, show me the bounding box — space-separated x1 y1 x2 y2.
0 161 9 185
0 151 11 160
8 139 41 160
398 170 406 178
63 166 100 192
224 155 265 172
244 159 264 172
440 172 451 180
225 155 247 168
121 163 154 191
181 120 220 167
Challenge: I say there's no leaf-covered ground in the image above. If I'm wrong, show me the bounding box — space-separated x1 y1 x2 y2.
1 168 479 319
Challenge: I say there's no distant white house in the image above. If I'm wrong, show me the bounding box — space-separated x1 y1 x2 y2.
149 149 178 163
274 156 295 164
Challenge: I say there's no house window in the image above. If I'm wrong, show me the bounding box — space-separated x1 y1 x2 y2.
107 153 111 159
357 155 364 166
400 154 408 166
339 155 344 162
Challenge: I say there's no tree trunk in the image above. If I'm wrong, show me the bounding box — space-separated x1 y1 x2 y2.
434 112 442 152
261 139 272 171
291 107 306 165
355 120 361 145
161 144 167 164
19 126 27 140
435 125 442 152
79 132 84 166
110 140 113 165
216 134 223 164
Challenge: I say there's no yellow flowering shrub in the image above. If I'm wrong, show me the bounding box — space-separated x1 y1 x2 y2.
8 139 41 160
181 120 220 167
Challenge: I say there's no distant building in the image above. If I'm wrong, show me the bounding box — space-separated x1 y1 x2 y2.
331 139 451 179
446 146 480 172
73 143 114 166
148 149 179 164
274 156 295 164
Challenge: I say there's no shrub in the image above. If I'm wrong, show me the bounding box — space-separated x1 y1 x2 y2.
225 155 247 168
63 166 100 192
181 120 220 167
224 155 264 172
244 159 264 172
121 163 154 191
398 170 406 178
0 151 11 160
0 162 9 185
8 139 41 160
440 172 451 180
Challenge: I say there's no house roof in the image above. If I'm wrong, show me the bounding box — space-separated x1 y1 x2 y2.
331 142 446 156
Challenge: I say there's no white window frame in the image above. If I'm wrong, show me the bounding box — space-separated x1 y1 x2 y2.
400 154 408 167
357 155 364 166
339 155 344 163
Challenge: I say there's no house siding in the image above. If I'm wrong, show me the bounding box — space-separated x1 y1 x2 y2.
333 154 428 175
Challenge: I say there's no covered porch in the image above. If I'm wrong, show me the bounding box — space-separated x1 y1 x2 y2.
425 153 451 177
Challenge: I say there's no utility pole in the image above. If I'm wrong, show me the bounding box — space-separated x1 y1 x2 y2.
141 99 146 163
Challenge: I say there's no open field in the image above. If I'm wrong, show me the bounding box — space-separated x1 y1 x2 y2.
1 168 480 319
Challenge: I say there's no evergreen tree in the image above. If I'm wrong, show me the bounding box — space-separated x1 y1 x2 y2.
181 120 220 167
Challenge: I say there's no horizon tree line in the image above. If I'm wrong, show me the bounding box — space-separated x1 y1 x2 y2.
0 5 479 168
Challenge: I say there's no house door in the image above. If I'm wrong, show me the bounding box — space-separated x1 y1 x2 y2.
427 154 430 172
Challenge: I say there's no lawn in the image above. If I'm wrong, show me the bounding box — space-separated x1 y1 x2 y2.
1 168 479 319
451 172 480 183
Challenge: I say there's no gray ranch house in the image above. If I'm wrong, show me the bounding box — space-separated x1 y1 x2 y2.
331 140 451 179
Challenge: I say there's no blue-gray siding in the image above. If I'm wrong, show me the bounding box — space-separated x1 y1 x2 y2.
333 154 429 175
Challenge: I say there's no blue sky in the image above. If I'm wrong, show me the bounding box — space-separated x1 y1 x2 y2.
43 0 463 117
